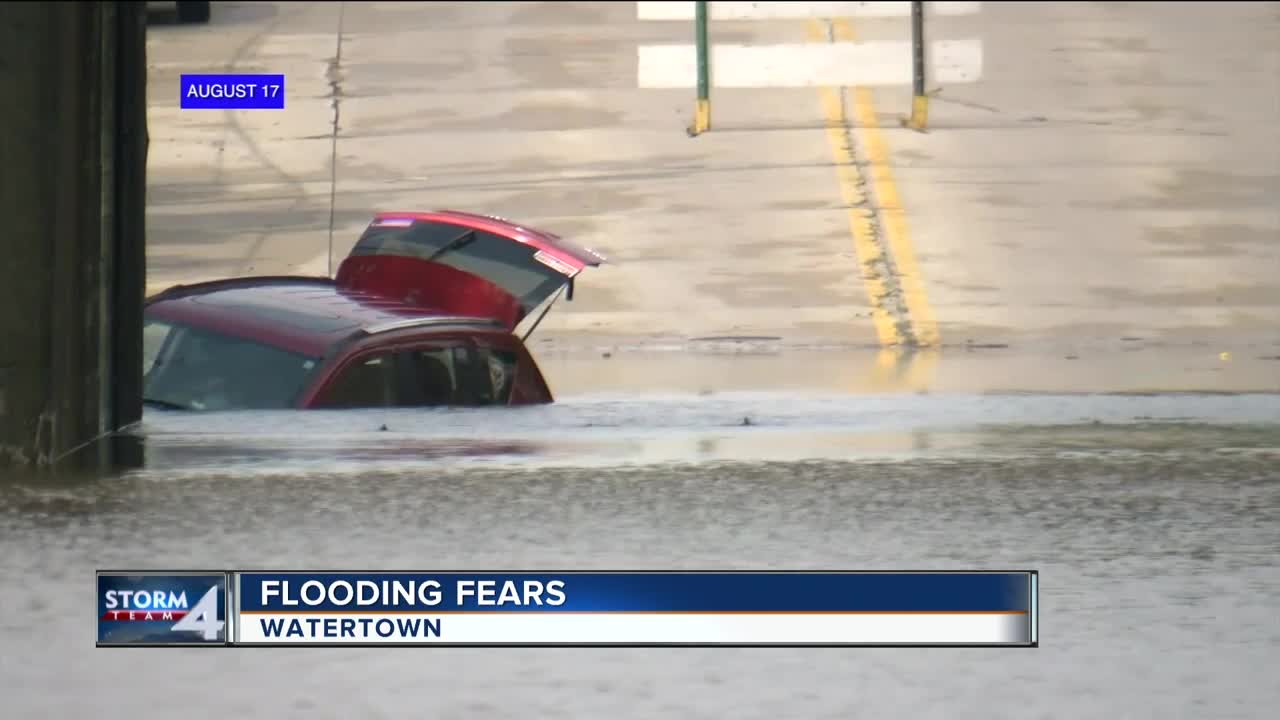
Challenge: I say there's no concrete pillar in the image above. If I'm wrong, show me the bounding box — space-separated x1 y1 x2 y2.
0 2 147 472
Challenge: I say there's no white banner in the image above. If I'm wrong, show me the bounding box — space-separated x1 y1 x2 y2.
236 611 1029 645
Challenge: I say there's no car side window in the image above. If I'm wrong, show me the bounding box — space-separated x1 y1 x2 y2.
314 344 519 409
449 346 516 406
398 346 518 407
395 349 456 406
313 354 394 408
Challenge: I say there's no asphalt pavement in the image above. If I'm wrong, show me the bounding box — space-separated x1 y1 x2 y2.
143 1 1279 394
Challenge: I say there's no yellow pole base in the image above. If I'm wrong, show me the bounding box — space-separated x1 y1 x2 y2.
906 94 929 131
690 98 711 135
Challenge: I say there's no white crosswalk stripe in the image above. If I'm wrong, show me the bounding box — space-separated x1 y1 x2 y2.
639 39 982 88
637 2 981 21
635 1 983 89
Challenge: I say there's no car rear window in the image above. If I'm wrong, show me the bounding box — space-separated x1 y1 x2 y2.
356 224 567 311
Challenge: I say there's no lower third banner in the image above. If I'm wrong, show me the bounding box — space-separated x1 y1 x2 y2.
227 571 1037 647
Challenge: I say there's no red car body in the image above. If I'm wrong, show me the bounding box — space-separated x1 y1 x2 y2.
142 211 605 411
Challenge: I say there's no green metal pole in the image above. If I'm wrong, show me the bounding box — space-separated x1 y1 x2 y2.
907 0 928 130
692 0 710 135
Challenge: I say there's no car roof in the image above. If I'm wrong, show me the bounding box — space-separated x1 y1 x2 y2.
145 277 507 357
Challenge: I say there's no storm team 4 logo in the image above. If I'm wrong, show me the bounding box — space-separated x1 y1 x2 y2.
97 572 229 645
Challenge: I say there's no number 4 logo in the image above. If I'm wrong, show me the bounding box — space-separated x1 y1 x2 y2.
171 586 225 641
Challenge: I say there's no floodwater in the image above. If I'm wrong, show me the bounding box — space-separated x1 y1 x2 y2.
2 391 1278 718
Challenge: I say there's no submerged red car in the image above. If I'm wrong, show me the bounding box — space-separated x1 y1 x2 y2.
142 210 605 411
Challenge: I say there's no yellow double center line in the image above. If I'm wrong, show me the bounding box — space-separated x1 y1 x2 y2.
808 17 939 350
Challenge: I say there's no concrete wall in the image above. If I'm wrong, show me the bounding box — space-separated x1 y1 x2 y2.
0 2 147 471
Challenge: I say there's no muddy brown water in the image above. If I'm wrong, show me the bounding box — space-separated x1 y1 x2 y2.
2 392 1278 718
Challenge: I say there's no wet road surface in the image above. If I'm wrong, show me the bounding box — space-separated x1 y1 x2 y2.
2 392 1278 719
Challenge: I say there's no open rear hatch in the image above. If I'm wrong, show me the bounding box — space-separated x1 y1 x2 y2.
335 211 605 337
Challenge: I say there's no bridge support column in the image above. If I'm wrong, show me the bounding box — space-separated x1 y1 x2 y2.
0 2 148 473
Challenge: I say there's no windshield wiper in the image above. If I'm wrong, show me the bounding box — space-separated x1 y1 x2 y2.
424 230 477 263
143 397 189 410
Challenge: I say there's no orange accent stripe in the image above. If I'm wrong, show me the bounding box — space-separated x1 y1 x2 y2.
237 610 1027 616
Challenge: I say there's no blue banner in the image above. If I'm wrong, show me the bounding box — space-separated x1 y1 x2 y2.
236 572 1032 613
180 74 285 110
97 572 228 645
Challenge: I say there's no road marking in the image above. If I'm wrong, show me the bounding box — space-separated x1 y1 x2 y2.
816 83 902 347
638 39 982 89
833 17 939 347
806 18 939 349
632 1 948 351
637 2 980 20
871 346 940 392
